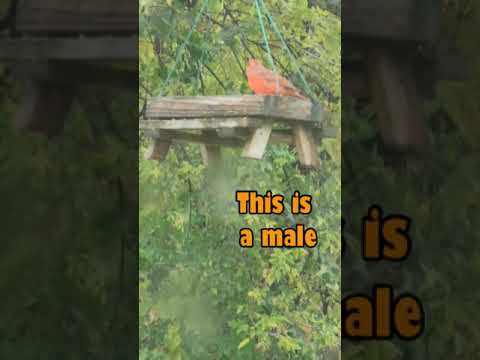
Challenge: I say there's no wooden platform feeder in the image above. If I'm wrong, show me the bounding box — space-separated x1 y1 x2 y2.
140 96 336 169
343 0 440 43
0 0 137 136
342 0 467 154
1 0 137 60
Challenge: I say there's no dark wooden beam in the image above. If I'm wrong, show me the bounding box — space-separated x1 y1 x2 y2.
0 37 137 60
12 61 137 89
14 0 137 34
143 127 336 148
343 54 470 101
343 0 440 42
145 96 325 122
367 49 428 151
140 117 262 130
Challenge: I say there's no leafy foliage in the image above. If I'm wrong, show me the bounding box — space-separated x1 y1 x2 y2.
0 68 138 358
342 1 480 359
140 0 340 359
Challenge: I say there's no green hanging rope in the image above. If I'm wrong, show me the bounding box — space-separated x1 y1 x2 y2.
160 0 210 96
254 0 276 74
259 0 316 100
155 0 315 102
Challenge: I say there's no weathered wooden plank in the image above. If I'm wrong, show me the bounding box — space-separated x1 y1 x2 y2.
367 49 428 150
10 61 137 89
241 122 273 159
142 127 337 147
14 0 137 34
216 127 337 141
263 96 325 122
140 117 261 130
152 130 243 147
0 37 137 60
343 0 440 42
293 125 320 168
145 96 324 122
200 142 222 168
146 96 263 119
343 54 470 101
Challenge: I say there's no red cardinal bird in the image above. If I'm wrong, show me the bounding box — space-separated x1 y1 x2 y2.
246 59 307 99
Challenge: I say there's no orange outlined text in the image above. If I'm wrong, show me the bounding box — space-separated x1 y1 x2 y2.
261 225 318 248
236 191 285 214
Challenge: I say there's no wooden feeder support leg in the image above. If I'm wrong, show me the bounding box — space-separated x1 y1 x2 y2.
145 138 171 161
200 130 222 167
241 121 273 160
293 124 320 169
367 48 429 152
13 77 74 137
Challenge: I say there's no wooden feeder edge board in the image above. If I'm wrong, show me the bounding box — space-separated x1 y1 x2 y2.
140 95 336 169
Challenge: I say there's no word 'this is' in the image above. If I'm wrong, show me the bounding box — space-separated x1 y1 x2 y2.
236 191 312 215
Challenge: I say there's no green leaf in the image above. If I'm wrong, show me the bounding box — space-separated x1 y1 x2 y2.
238 337 251 350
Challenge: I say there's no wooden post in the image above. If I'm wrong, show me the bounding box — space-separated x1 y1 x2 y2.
367 49 429 152
11 61 137 137
293 125 320 168
200 130 222 168
241 121 273 159
13 76 74 137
